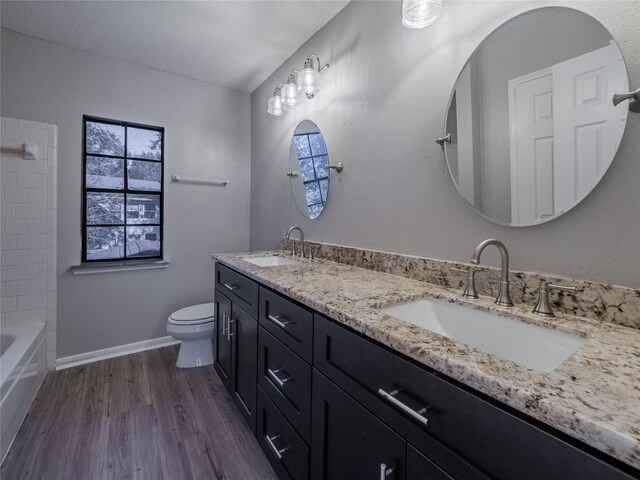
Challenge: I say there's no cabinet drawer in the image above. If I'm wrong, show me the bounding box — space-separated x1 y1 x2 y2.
314 315 635 480
215 263 259 318
259 287 313 363
258 327 312 443
257 386 309 480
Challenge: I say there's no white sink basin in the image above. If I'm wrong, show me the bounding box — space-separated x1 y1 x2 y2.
242 255 300 267
380 298 583 372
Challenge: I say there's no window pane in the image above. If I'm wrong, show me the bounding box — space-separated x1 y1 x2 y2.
126 194 160 224
86 156 124 189
86 122 125 156
127 160 161 191
127 127 162 160
86 192 124 224
293 135 311 158
308 132 327 156
86 227 125 260
320 179 329 202
315 156 329 179
309 204 323 220
305 182 322 207
299 158 316 182
126 226 160 257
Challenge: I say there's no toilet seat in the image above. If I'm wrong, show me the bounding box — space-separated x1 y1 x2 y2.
168 303 215 326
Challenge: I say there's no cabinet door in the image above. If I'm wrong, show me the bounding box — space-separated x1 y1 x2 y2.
406 445 453 480
311 370 405 480
231 303 258 434
214 291 232 389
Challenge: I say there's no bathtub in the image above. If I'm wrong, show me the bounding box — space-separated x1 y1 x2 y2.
0 322 47 462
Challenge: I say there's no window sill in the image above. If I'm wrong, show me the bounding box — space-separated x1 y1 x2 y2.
71 258 170 275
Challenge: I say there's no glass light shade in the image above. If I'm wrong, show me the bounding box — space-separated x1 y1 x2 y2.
267 92 287 116
300 67 320 99
402 0 442 28
281 76 301 105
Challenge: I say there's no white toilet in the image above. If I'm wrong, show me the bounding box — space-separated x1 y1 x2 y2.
167 303 216 368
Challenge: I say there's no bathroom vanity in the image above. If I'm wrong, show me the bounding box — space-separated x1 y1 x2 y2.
212 253 640 480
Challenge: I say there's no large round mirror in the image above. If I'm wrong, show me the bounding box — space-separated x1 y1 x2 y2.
289 120 330 219
443 7 629 226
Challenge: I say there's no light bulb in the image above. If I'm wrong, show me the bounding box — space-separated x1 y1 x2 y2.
267 87 287 116
402 0 442 28
281 73 301 105
300 60 320 99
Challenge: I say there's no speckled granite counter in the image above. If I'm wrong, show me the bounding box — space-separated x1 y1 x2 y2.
212 251 640 471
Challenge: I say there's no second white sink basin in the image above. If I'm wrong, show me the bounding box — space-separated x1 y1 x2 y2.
380 298 583 372
242 255 300 267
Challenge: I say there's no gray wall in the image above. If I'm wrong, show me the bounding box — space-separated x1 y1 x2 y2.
1 29 252 357
250 1 640 288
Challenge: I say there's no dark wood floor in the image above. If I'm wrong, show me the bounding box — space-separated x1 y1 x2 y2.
1 346 277 480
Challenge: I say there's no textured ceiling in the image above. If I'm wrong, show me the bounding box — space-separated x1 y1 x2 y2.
0 1 349 92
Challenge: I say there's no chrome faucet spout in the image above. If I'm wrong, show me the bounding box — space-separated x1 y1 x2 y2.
470 239 513 307
285 226 305 258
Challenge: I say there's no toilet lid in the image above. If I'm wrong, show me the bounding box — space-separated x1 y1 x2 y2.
169 303 215 325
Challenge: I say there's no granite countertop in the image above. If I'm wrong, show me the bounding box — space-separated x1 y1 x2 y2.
212 251 640 470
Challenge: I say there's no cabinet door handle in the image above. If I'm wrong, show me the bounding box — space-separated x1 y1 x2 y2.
380 463 393 479
265 434 289 460
378 388 429 427
267 314 292 329
222 313 229 335
223 283 239 291
267 368 292 388
227 318 236 340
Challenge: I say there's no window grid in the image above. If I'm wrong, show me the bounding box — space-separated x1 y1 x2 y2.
82 116 164 262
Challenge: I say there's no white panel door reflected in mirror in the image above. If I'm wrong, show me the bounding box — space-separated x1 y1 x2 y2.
444 7 629 227
289 120 330 219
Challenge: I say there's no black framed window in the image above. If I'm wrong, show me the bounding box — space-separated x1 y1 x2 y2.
82 116 164 262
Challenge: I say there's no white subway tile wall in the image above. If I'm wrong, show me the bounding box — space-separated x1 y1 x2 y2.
1 117 57 369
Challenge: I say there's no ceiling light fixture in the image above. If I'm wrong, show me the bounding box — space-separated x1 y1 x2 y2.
402 0 443 28
267 53 330 116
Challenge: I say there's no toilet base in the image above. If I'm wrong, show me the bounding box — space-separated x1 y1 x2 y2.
176 338 214 368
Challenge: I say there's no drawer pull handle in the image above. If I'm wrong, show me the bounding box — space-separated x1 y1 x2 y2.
267 368 292 388
380 463 393 479
378 388 429 427
223 283 239 291
268 314 292 329
227 318 236 340
265 434 289 460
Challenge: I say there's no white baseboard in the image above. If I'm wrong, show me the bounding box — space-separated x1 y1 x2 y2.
55 336 180 370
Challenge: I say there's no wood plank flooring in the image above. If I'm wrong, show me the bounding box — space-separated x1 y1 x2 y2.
1 346 278 480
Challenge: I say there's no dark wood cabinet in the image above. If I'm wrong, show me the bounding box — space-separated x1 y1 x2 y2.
311 370 405 480
214 291 232 389
214 264 259 434
230 303 258 433
406 445 454 480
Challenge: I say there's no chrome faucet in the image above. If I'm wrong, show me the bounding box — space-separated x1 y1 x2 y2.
532 280 578 317
470 239 513 307
285 226 305 258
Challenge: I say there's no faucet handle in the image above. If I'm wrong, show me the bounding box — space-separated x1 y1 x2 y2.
452 267 479 299
533 280 578 317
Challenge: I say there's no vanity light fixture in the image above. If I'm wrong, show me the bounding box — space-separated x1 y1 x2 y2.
267 53 330 116
402 0 443 28
267 85 287 116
